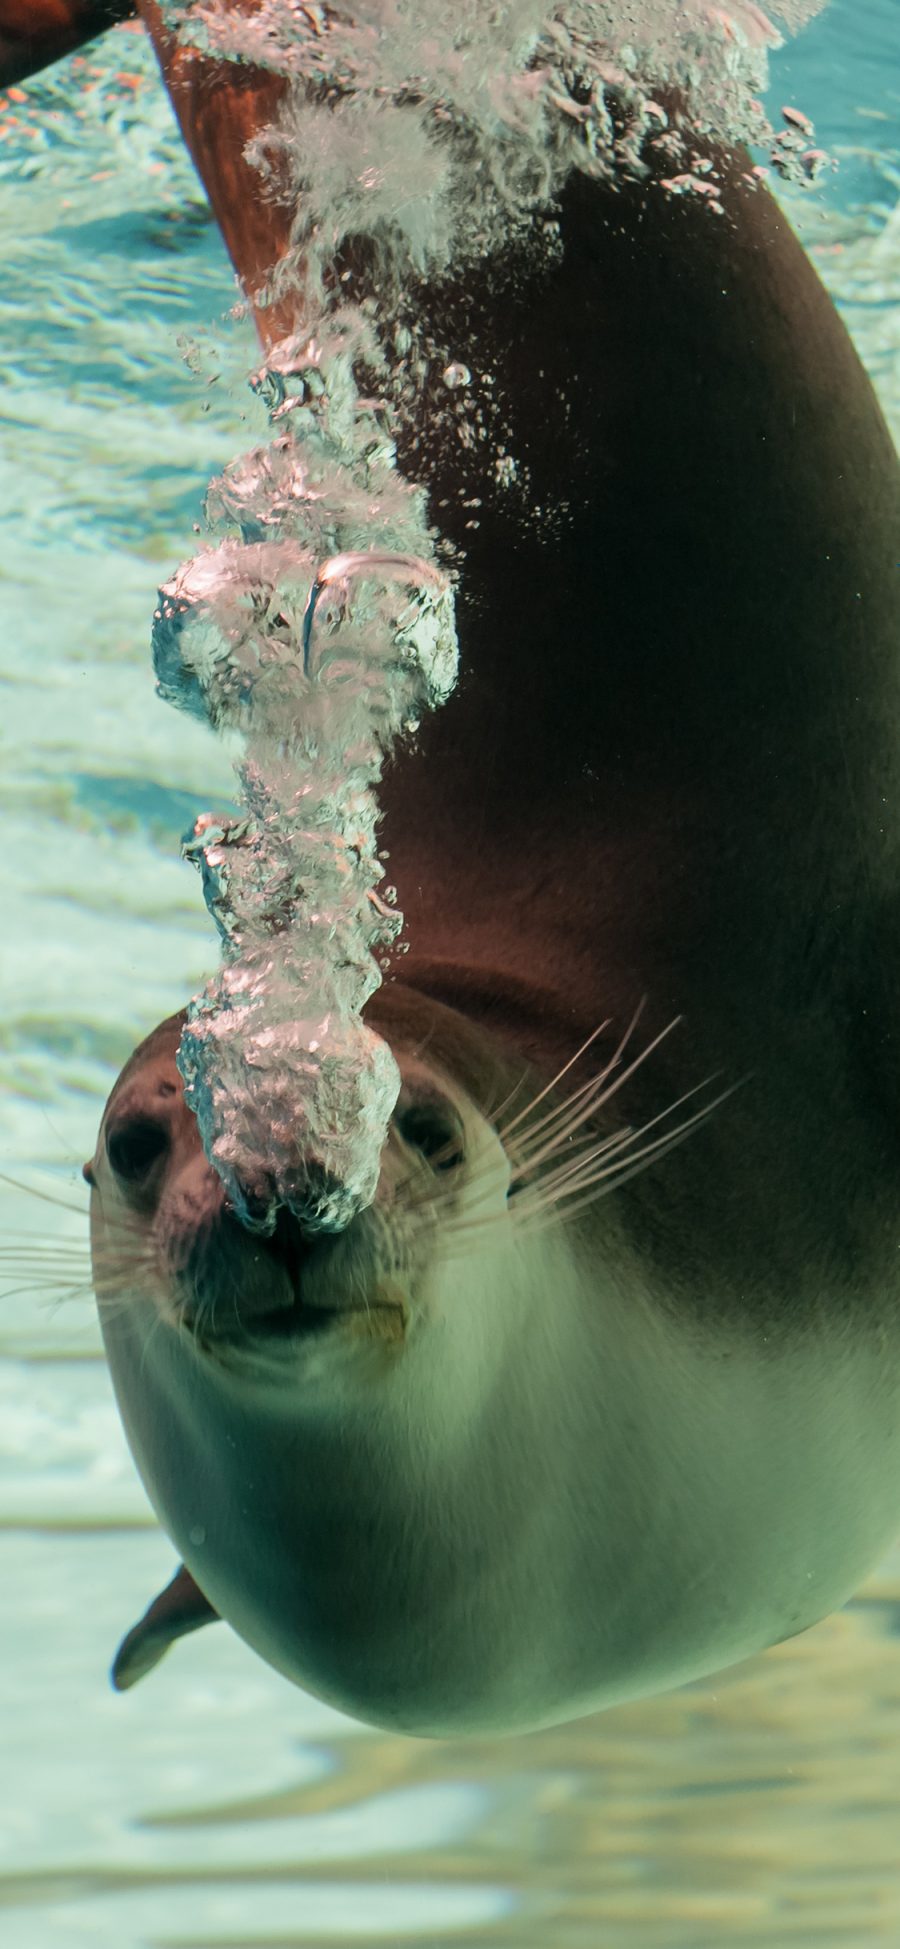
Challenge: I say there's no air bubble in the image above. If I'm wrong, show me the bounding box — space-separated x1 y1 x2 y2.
442 362 471 390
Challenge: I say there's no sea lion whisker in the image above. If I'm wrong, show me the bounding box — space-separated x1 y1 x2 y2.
92 1287 149 1329
499 1015 620 1141
512 1142 680 1235
548 1078 731 1197
611 1075 745 1163
511 1112 633 1182
93 1240 157 1280
399 1144 508 1224
483 1069 536 1131
0 1236 95 1299
507 1068 624 1170
513 1081 740 1231
521 1072 725 1203
0 1226 91 1245
511 1015 683 1179
511 1008 678 1161
505 1126 637 1211
389 1137 471 1213
0 1276 95 1303
512 1120 704 1234
105 1217 158 1251
89 1196 157 1251
91 1286 131 1322
438 1220 509 1261
90 1259 158 1307
501 1025 625 1156
91 1233 158 1293
0 1170 89 1216
402 1152 471 1202
0 1271 94 1301
435 1190 517 1250
0 1245 91 1263
517 1114 698 1220
45 1280 99 1305
94 1250 154 1286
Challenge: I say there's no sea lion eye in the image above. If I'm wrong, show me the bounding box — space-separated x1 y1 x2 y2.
396 1101 465 1174
106 1117 169 1184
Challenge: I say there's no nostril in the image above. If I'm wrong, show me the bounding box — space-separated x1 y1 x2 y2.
228 1163 347 1239
106 1117 169 1185
396 1100 465 1174
291 1162 351 1237
227 1182 278 1235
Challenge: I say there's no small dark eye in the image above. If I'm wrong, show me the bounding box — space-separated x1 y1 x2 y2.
106 1118 168 1184
397 1101 464 1173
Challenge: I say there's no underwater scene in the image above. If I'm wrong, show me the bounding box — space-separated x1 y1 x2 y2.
2 0 900 1943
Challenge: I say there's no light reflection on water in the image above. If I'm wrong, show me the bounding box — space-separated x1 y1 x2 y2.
1 4 899 1945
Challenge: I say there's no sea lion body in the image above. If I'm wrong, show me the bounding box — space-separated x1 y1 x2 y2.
90 143 900 1733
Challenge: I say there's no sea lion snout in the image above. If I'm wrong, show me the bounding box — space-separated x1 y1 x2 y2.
92 1020 474 1351
170 1195 298 1341
159 1144 357 1342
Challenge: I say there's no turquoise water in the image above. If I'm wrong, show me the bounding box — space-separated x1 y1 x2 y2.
1 5 899 1945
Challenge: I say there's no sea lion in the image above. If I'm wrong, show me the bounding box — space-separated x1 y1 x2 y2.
86 15 900 1734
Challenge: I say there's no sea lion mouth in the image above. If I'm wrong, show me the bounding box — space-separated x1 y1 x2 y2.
175 1203 408 1349
170 1080 462 1350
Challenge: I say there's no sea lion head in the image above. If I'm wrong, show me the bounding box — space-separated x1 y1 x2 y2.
87 988 529 1369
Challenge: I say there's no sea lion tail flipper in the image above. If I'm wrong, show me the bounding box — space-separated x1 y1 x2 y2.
110 1562 220 1691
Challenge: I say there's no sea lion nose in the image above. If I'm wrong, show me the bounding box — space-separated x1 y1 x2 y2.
163 1158 298 1332
178 1202 297 1334
229 1160 350 1239
288 1161 349 1234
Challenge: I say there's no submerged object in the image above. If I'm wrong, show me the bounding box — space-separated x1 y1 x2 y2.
89 13 900 1728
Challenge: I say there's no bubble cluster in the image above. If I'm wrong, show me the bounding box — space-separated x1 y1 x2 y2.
154 333 457 1231
155 0 826 1231
161 0 828 287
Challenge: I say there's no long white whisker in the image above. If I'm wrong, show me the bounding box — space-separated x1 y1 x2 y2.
517 1121 636 1194
499 1017 616 1141
0 1248 91 1262
485 1069 535 1132
513 1082 741 1231
524 1073 723 1203
0 1171 89 1215
514 1137 690 1235
510 1059 623 1165
0 1273 93 1292
508 1007 666 1169
515 1014 682 1178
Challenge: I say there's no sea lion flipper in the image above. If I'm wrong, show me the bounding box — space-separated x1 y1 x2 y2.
111 1562 220 1691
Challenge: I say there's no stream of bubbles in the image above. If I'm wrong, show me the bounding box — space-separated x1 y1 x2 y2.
152 0 827 1235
